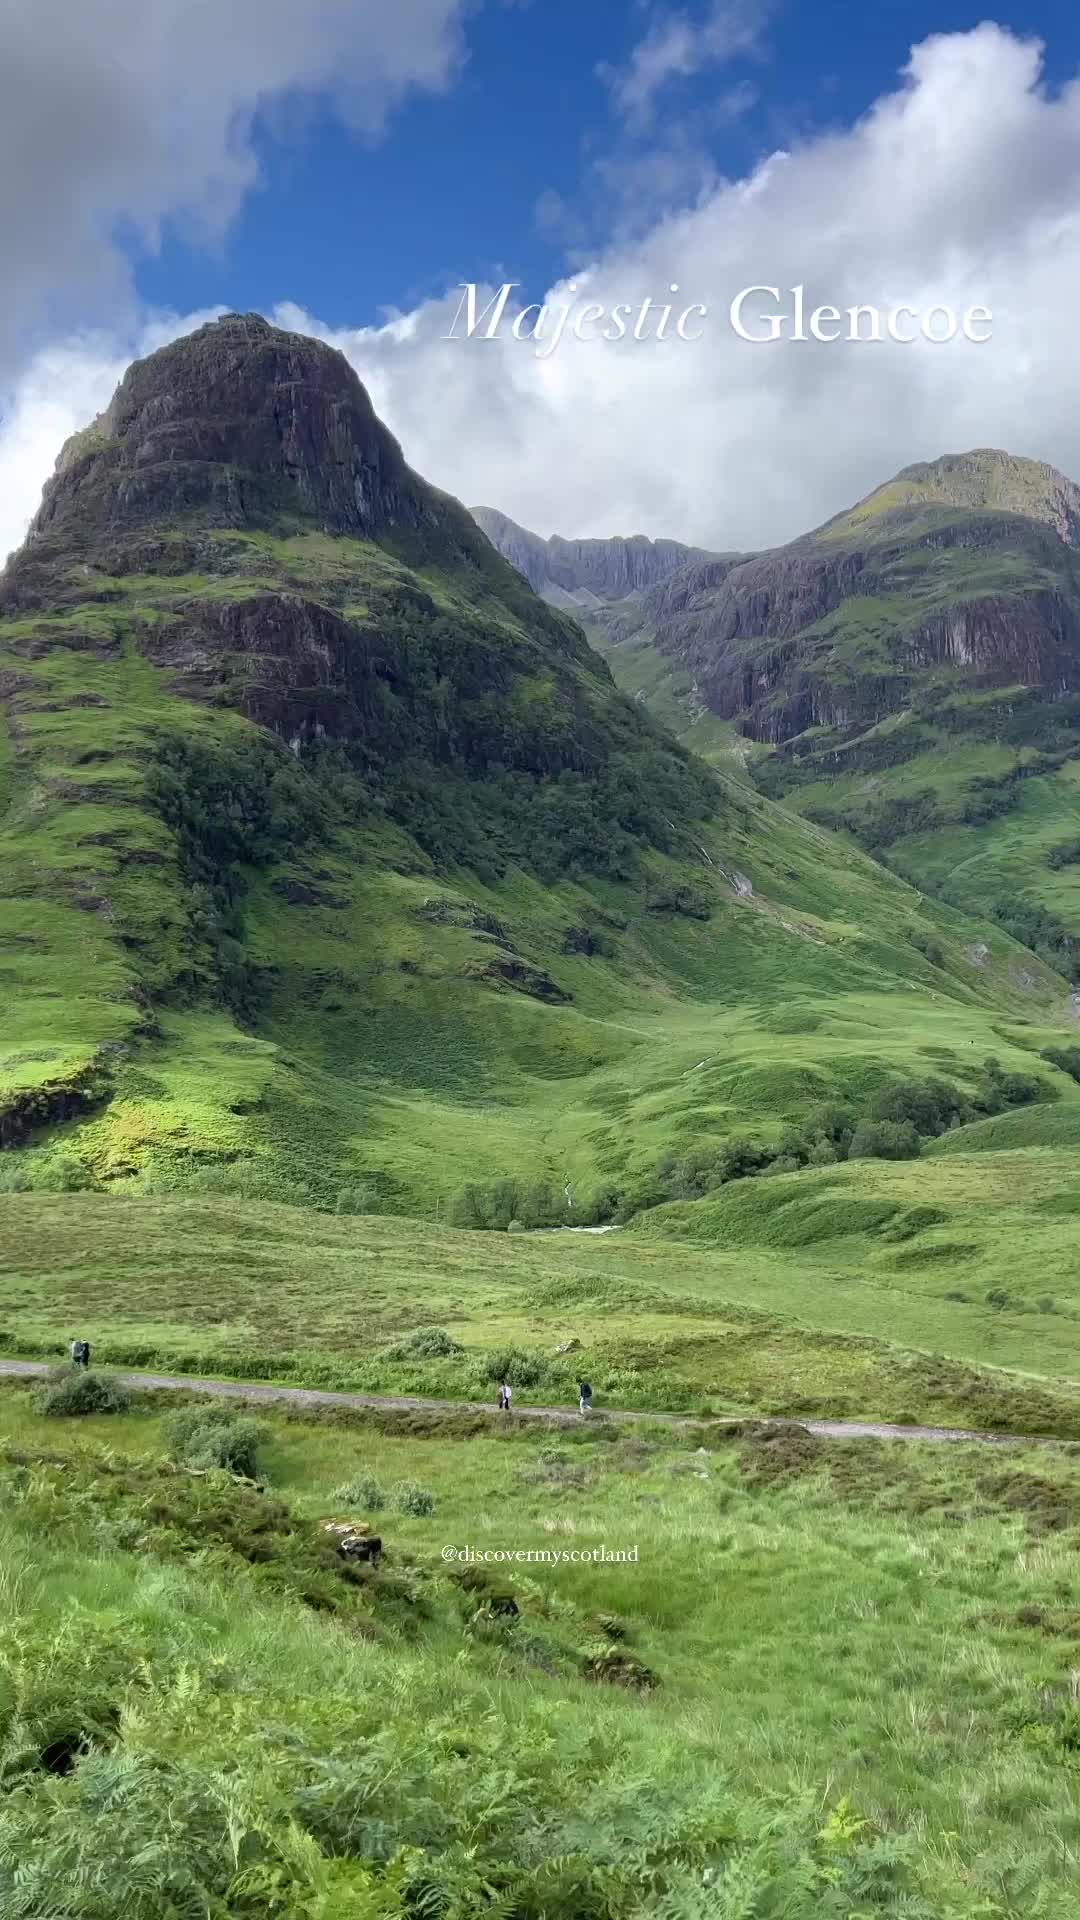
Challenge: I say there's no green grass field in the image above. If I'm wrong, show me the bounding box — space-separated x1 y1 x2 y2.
6 1173 1080 1437
4 1379 1080 1914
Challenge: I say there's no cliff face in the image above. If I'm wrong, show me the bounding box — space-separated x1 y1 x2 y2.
5 314 480 615
471 505 722 605
641 456 1080 751
25 314 426 545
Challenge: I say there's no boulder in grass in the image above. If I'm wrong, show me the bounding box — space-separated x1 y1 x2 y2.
322 1518 382 1564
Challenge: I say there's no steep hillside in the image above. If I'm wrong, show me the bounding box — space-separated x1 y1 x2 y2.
0 332 1075 1220
566 449 1080 960
473 504 749 767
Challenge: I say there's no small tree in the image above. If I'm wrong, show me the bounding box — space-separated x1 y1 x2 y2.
848 1120 921 1162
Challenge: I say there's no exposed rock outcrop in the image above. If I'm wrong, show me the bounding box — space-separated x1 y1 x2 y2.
471 505 724 606
3 314 482 611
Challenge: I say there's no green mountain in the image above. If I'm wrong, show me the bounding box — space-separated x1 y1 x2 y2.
471 504 751 770
1 326 1077 1224
485 453 1080 973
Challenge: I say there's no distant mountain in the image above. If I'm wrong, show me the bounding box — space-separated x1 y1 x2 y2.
632 448 1080 952
470 506 723 609
818 449 1080 548
471 505 749 766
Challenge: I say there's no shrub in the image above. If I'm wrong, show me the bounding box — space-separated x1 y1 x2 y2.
806 1105 857 1155
848 1120 922 1161
645 882 712 919
868 1076 969 1136
481 1347 548 1388
1042 1045 1080 1084
807 1137 838 1167
394 1480 436 1517
910 930 946 968
1047 836 1080 871
31 1366 130 1418
387 1326 464 1360
164 1406 269 1480
333 1185 376 1215
334 1472 386 1511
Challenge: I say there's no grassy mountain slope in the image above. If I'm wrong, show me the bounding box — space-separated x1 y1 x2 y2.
3 321 1075 1222
601 448 1080 954
473 502 750 769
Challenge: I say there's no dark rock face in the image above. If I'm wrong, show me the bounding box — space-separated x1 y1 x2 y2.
472 505 722 603
659 547 867 666
643 467 1080 747
2 315 470 609
134 590 402 747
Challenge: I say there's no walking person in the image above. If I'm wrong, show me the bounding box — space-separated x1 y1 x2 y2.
70 1338 90 1369
578 1380 592 1416
499 1380 513 1414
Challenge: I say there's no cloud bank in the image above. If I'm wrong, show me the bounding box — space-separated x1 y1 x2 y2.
0 0 469 370
6 23 1080 559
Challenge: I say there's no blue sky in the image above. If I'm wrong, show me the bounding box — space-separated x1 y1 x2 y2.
134 0 1080 328
7 2 1080 556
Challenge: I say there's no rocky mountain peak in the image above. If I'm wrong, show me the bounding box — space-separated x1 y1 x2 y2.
820 447 1080 548
5 315 439 601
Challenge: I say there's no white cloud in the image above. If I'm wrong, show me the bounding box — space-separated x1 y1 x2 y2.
0 0 469 370
602 1 769 123
8 25 1080 560
318 22 1080 548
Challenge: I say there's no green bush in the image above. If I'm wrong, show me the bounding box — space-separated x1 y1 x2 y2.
1041 1045 1080 1084
387 1326 464 1360
1047 836 1080 870
394 1480 436 1517
164 1406 269 1480
806 1105 857 1155
30 1366 130 1418
481 1347 548 1388
333 1185 377 1215
849 1120 922 1162
807 1138 838 1167
334 1472 386 1511
0 1153 95 1195
868 1077 965 1135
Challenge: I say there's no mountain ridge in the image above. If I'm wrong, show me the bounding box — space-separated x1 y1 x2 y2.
470 504 726 609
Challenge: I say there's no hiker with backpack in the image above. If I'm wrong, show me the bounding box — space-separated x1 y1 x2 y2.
578 1380 592 1416
69 1339 91 1369
498 1380 513 1413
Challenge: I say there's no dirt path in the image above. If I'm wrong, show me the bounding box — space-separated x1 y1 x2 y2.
0 1358 1041 1447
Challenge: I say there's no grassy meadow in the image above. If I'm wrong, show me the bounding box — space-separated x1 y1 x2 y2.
4 1379 1080 1914
4 1169 1080 1437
